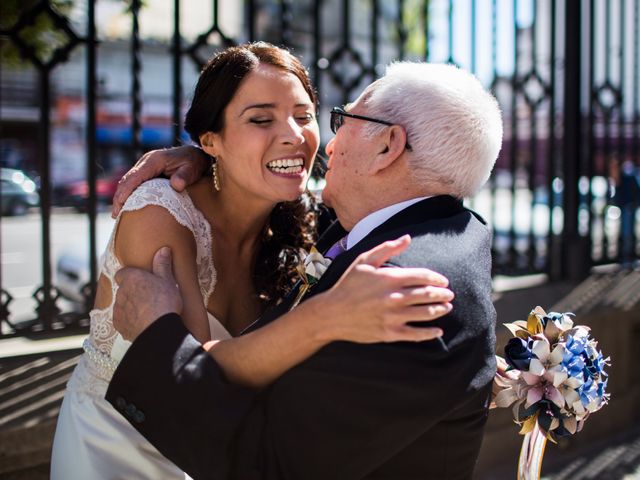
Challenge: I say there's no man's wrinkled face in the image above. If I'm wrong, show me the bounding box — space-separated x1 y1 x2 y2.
321 90 378 223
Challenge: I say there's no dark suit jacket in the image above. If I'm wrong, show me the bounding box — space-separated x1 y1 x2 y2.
106 195 497 480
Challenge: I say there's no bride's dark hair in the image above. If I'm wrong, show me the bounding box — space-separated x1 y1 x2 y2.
184 42 320 307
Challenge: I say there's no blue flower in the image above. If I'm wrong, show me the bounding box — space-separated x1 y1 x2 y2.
578 378 599 407
544 312 565 327
597 378 608 398
563 354 586 379
565 333 588 356
504 337 535 371
584 351 604 379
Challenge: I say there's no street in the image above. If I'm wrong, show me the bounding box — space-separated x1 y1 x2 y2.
1 210 115 323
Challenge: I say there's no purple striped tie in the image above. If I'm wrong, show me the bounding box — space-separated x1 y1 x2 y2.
325 236 348 260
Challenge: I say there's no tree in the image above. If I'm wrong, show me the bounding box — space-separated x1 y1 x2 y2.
1 0 75 67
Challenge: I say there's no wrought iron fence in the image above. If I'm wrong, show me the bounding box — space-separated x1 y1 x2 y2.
0 0 639 337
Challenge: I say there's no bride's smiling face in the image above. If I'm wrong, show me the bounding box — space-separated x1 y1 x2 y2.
201 63 320 204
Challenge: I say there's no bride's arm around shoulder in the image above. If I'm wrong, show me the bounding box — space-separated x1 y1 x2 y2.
114 202 210 343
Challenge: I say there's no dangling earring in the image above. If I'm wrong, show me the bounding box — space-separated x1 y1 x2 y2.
212 160 221 192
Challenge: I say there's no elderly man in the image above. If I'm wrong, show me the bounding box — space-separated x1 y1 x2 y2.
106 62 502 479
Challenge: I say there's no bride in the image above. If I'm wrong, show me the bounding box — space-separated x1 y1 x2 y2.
50 42 452 479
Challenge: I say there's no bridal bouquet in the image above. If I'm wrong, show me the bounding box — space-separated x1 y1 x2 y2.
494 307 610 480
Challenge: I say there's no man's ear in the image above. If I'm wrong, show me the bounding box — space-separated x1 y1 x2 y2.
368 125 408 175
199 132 219 156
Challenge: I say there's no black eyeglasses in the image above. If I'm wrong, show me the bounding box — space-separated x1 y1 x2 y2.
329 106 412 151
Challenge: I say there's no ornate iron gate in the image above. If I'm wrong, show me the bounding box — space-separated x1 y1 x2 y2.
1 0 639 337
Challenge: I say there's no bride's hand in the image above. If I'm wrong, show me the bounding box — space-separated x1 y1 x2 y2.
112 145 210 218
314 235 454 344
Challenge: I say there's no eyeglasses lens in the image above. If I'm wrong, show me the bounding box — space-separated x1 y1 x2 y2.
330 111 343 134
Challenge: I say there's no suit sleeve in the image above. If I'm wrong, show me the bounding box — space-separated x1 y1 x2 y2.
106 313 257 480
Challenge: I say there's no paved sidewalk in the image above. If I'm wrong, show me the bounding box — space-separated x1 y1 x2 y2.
0 334 85 359
542 424 640 480
477 423 640 479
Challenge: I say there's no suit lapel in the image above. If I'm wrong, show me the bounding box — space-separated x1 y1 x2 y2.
305 196 466 299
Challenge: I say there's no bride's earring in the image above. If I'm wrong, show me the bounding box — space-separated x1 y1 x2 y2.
212 160 221 192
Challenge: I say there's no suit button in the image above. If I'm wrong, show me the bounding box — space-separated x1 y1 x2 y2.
115 396 126 410
133 410 145 423
125 403 137 418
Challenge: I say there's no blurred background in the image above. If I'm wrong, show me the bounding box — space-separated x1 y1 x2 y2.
1 1 639 478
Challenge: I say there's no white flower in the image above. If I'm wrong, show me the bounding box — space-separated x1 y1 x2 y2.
528 336 564 377
303 249 331 282
290 247 332 312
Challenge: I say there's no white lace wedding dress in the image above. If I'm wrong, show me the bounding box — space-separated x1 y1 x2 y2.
51 179 230 479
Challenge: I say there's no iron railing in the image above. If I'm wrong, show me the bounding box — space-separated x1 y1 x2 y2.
1 0 639 337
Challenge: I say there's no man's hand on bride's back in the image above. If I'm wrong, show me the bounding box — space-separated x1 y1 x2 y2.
316 235 454 344
112 145 210 218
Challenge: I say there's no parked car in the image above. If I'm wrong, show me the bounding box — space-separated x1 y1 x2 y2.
1 168 39 215
58 168 127 211
56 224 111 310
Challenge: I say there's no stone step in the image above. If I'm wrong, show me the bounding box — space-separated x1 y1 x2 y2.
0 420 56 477
0 351 80 431
0 350 81 478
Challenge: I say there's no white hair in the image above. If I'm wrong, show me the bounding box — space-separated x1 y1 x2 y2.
363 62 503 198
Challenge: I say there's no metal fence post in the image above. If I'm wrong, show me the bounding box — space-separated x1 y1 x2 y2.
561 0 590 281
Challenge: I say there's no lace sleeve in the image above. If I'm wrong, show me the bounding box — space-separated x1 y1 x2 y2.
83 179 215 376
120 178 195 230
113 178 216 305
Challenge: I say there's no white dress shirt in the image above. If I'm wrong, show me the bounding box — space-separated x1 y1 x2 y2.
346 196 431 250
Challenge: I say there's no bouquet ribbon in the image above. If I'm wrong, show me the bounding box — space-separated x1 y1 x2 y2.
517 422 548 480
